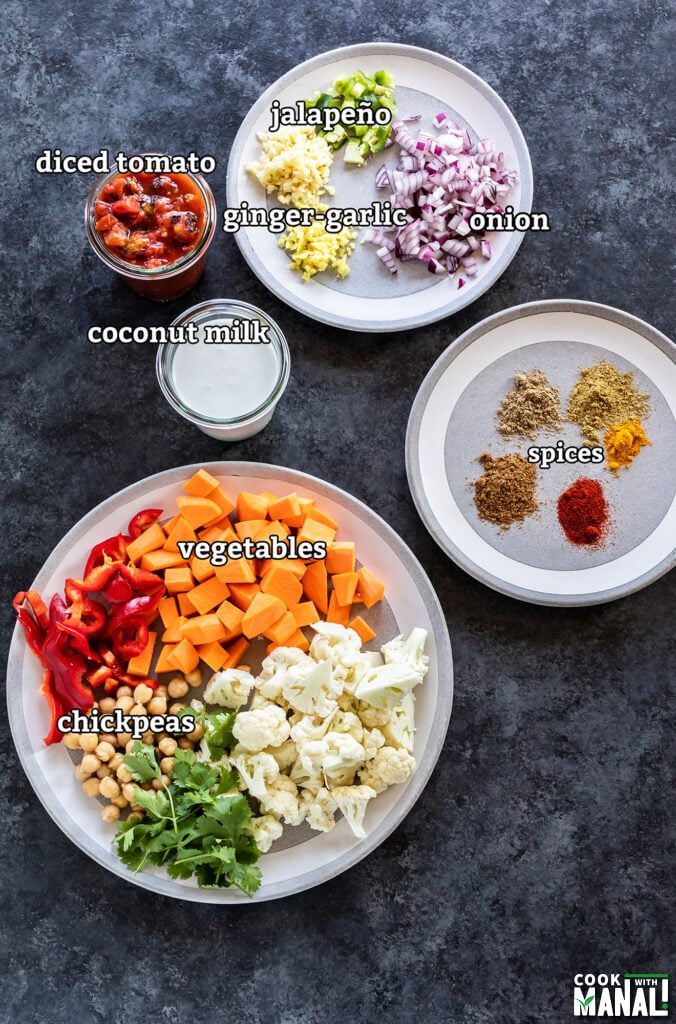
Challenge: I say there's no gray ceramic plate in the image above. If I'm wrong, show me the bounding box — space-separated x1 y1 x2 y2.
226 42 532 332
406 301 676 605
7 463 452 902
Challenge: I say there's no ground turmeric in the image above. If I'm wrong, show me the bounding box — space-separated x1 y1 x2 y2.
604 418 650 473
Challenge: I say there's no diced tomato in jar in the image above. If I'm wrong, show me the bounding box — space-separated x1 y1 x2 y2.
93 171 207 270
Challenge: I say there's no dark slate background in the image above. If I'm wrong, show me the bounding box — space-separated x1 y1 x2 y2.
0 2 673 1022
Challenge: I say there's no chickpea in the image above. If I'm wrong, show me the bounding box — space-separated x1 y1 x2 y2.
122 783 137 803
99 732 118 745
125 740 136 753
111 795 129 809
129 704 146 717
81 778 100 798
147 696 167 715
156 684 168 698
141 731 155 745
178 737 194 750
74 765 92 782
168 678 189 698
81 754 101 775
95 741 116 762
134 683 154 705
96 765 112 779
169 702 185 715
99 776 121 800
116 765 133 784
117 732 133 748
158 737 177 757
129 807 145 820
101 804 120 824
116 686 132 697
187 723 204 742
185 668 202 688
151 775 171 791
160 757 175 774
98 697 116 714
108 753 124 771
79 734 99 753
115 695 134 713
63 733 80 750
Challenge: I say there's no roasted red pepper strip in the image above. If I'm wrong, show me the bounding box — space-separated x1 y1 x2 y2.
100 570 136 604
128 508 163 539
105 589 164 636
13 590 50 632
41 596 94 713
111 617 149 660
118 563 165 595
39 670 65 746
83 533 128 578
70 561 123 594
13 593 47 662
57 621 102 662
62 582 107 636
86 665 113 687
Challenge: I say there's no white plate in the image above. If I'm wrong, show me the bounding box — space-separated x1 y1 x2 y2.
227 42 533 332
7 463 452 902
406 301 676 605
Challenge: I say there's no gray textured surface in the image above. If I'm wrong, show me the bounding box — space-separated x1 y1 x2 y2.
0 1 673 1022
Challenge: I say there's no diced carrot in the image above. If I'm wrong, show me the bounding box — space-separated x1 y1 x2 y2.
185 577 231 616
215 599 244 637
283 628 310 652
356 568 385 609
302 560 328 614
214 558 257 584
242 592 286 639
332 571 359 607
164 566 194 594
261 566 303 608
259 557 305 578
168 638 199 674
325 542 356 575
162 513 181 536
255 519 290 543
125 522 167 563
179 614 227 645
177 592 196 616
198 523 237 544
266 493 301 520
297 517 336 547
235 519 267 541
282 496 314 529
190 554 216 583
326 590 350 626
202 485 235 523
183 468 219 497
176 496 222 530
141 549 187 573
304 505 338 531
236 491 268 521
196 641 228 672
228 582 261 611
290 601 319 628
158 596 179 629
162 616 188 643
164 517 196 553
349 615 376 643
263 610 297 645
127 631 157 677
224 636 250 669
155 643 178 674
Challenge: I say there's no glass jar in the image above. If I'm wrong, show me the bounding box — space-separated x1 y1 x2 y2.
156 299 291 440
84 159 216 301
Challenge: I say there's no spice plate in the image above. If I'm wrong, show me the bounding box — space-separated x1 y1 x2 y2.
7 463 452 902
227 42 532 332
406 300 676 605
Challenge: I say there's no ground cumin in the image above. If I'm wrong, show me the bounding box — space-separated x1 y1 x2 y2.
473 452 538 528
497 369 562 440
567 360 649 445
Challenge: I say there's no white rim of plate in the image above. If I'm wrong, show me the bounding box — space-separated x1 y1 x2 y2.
7 462 453 902
406 300 676 606
226 41 533 332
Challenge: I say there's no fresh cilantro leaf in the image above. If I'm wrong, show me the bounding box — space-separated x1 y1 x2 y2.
131 787 172 821
123 742 161 783
202 710 238 760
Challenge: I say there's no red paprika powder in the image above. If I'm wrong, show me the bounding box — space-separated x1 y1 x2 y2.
557 478 609 546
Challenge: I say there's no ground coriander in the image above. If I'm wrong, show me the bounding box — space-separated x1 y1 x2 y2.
567 360 649 445
497 369 562 440
473 452 538 528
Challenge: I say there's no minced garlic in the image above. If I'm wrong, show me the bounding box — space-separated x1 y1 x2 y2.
247 126 334 209
280 221 356 281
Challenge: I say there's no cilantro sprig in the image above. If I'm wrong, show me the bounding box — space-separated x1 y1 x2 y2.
114 741 261 896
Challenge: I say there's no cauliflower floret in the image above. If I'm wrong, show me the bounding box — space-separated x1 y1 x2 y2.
305 787 337 832
281 658 340 717
230 749 280 800
353 662 423 709
289 755 323 794
381 627 429 677
325 767 356 790
259 774 300 823
358 746 416 794
249 692 282 711
258 647 314 701
358 702 392 729
203 668 254 709
289 713 334 749
300 732 365 780
382 692 416 752
363 727 386 761
332 784 377 838
336 691 359 712
309 622 365 689
361 651 384 667
331 710 364 743
265 737 297 772
232 705 291 752
250 814 283 853
285 788 314 826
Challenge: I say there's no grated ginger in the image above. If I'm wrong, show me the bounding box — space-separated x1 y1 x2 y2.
247 127 334 209
280 221 356 281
